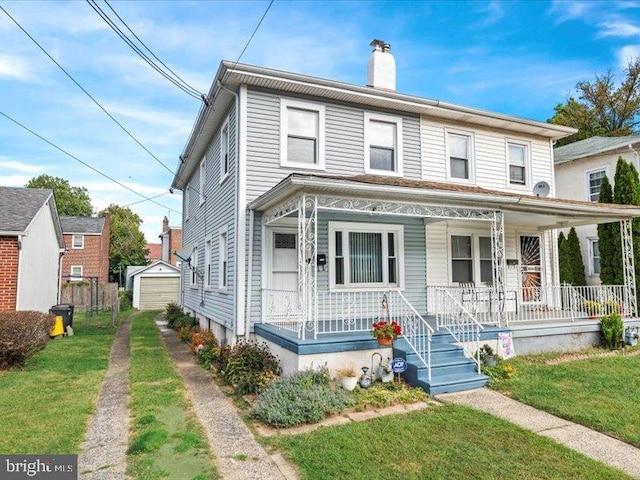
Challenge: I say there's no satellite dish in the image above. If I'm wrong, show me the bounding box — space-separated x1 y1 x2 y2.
533 181 550 197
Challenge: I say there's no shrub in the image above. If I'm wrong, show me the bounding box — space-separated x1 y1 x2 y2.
601 312 624 349
187 330 218 354
173 313 197 331
482 359 516 389
178 325 198 342
119 289 133 310
223 340 281 394
164 302 183 328
253 366 354 428
0 311 55 368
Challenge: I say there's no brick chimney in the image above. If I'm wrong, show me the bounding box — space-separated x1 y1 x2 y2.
162 216 169 234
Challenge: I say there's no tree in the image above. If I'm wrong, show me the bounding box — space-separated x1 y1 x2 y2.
27 175 93 216
99 204 148 285
613 158 640 295
597 175 617 284
558 232 573 284
548 59 640 146
566 228 586 286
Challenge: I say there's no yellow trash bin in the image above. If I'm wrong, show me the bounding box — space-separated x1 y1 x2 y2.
50 315 65 337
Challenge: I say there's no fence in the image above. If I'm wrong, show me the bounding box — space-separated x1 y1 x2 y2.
60 281 119 312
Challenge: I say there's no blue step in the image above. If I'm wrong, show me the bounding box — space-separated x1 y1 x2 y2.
393 337 489 395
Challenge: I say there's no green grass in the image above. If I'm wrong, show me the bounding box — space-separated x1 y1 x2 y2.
0 310 121 453
489 350 640 447
127 311 217 480
269 403 631 479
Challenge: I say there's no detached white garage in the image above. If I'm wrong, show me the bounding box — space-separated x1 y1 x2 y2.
130 261 180 310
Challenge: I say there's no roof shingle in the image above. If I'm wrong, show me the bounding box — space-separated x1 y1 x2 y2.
0 186 54 232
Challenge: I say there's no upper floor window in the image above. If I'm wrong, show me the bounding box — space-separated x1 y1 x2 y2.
70 265 83 280
364 113 403 176
587 169 607 202
508 141 529 186
191 246 198 287
447 131 473 181
72 234 84 249
199 158 206 205
221 120 229 181
329 222 404 290
280 99 325 170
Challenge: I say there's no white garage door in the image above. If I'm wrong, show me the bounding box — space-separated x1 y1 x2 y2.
139 276 179 310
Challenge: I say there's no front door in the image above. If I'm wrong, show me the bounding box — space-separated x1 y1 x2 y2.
271 231 298 291
519 234 542 303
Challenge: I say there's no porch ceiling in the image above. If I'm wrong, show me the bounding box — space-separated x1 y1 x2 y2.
250 174 640 230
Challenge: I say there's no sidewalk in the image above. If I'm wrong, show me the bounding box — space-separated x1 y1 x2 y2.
78 314 132 480
437 388 640 479
157 319 297 480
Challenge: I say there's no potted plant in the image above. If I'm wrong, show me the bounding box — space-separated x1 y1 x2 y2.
335 364 359 391
625 327 639 347
371 320 402 346
479 344 497 367
581 300 602 319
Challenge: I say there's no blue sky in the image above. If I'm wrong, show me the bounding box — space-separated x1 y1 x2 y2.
1 0 639 241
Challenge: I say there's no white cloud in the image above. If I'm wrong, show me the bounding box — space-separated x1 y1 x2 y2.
476 1 505 27
618 45 640 68
598 20 640 37
549 0 593 24
0 158 48 173
0 54 35 81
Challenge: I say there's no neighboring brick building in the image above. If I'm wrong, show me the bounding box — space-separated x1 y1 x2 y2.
0 187 65 312
159 216 182 266
60 216 110 284
145 243 162 263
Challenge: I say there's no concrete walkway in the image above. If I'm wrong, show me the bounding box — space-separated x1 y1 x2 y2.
78 314 132 480
157 319 297 480
438 388 640 479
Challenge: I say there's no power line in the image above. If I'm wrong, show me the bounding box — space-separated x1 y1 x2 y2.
0 4 179 180
123 191 172 208
0 109 181 215
227 0 274 76
87 0 204 101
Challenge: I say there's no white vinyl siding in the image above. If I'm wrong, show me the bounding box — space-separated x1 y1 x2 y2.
72 234 84 249
221 120 229 182
364 112 403 176
280 98 325 170
199 158 206 205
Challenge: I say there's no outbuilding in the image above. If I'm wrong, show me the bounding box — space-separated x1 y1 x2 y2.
129 260 180 310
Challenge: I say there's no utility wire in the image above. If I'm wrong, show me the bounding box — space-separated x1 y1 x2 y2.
87 0 203 101
0 4 179 180
0 109 181 215
123 191 172 208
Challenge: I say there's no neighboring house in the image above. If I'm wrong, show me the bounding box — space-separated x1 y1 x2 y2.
172 42 640 393
0 186 65 312
60 216 110 284
127 260 180 310
145 243 162 263
554 136 640 285
159 216 182 266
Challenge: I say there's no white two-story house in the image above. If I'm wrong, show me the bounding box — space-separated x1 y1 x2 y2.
173 42 640 393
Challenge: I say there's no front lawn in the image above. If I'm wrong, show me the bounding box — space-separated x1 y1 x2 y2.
0 310 121 453
269 403 630 479
488 350 640 447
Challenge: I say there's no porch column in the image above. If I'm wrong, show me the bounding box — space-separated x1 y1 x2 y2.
298 194 318 339
620 219 637 316
491 211 506 324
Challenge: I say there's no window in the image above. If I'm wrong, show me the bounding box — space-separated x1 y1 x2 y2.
204 236 213 288
590 239 600 275
508 142 528 185
451 235 473 283
72 234 84 249
280 99 325 169
479 236 493 284
70 265 82 280
364 113 403 175
221 121 229 181
329 222 404 289
199 158 206 205
190 246 198 287
219 229 228 290
448 131 472 181
587 169 607 202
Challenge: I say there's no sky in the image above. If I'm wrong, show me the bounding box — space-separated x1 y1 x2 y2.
1 0 639 242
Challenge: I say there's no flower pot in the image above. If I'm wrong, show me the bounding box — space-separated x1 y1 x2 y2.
377 336 393 346
340 376 358 391
485 355 497 367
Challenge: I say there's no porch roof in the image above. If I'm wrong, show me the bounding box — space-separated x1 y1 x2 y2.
249 174 640 230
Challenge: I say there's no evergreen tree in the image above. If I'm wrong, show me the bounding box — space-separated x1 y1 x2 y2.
613 158 640 296
558 232 573 284
597 175 617 284
566 228 586 286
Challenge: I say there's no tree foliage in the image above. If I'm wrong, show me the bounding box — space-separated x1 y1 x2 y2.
597 175 617 284
558 229 585 286
558 232 572 284
548 59 640 146
26 174 93 216
99 204 148 284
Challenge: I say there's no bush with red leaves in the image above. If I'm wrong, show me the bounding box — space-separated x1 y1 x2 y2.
0 311 55 368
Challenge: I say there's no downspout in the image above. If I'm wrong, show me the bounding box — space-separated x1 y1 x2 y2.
245 209 254 338
15 234 22 310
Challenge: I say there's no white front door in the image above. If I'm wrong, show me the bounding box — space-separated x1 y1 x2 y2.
519 234 542 303
271 231 298 291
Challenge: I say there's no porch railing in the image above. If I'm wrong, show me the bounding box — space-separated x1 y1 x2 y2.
427 284 630 326
435 288 483 373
